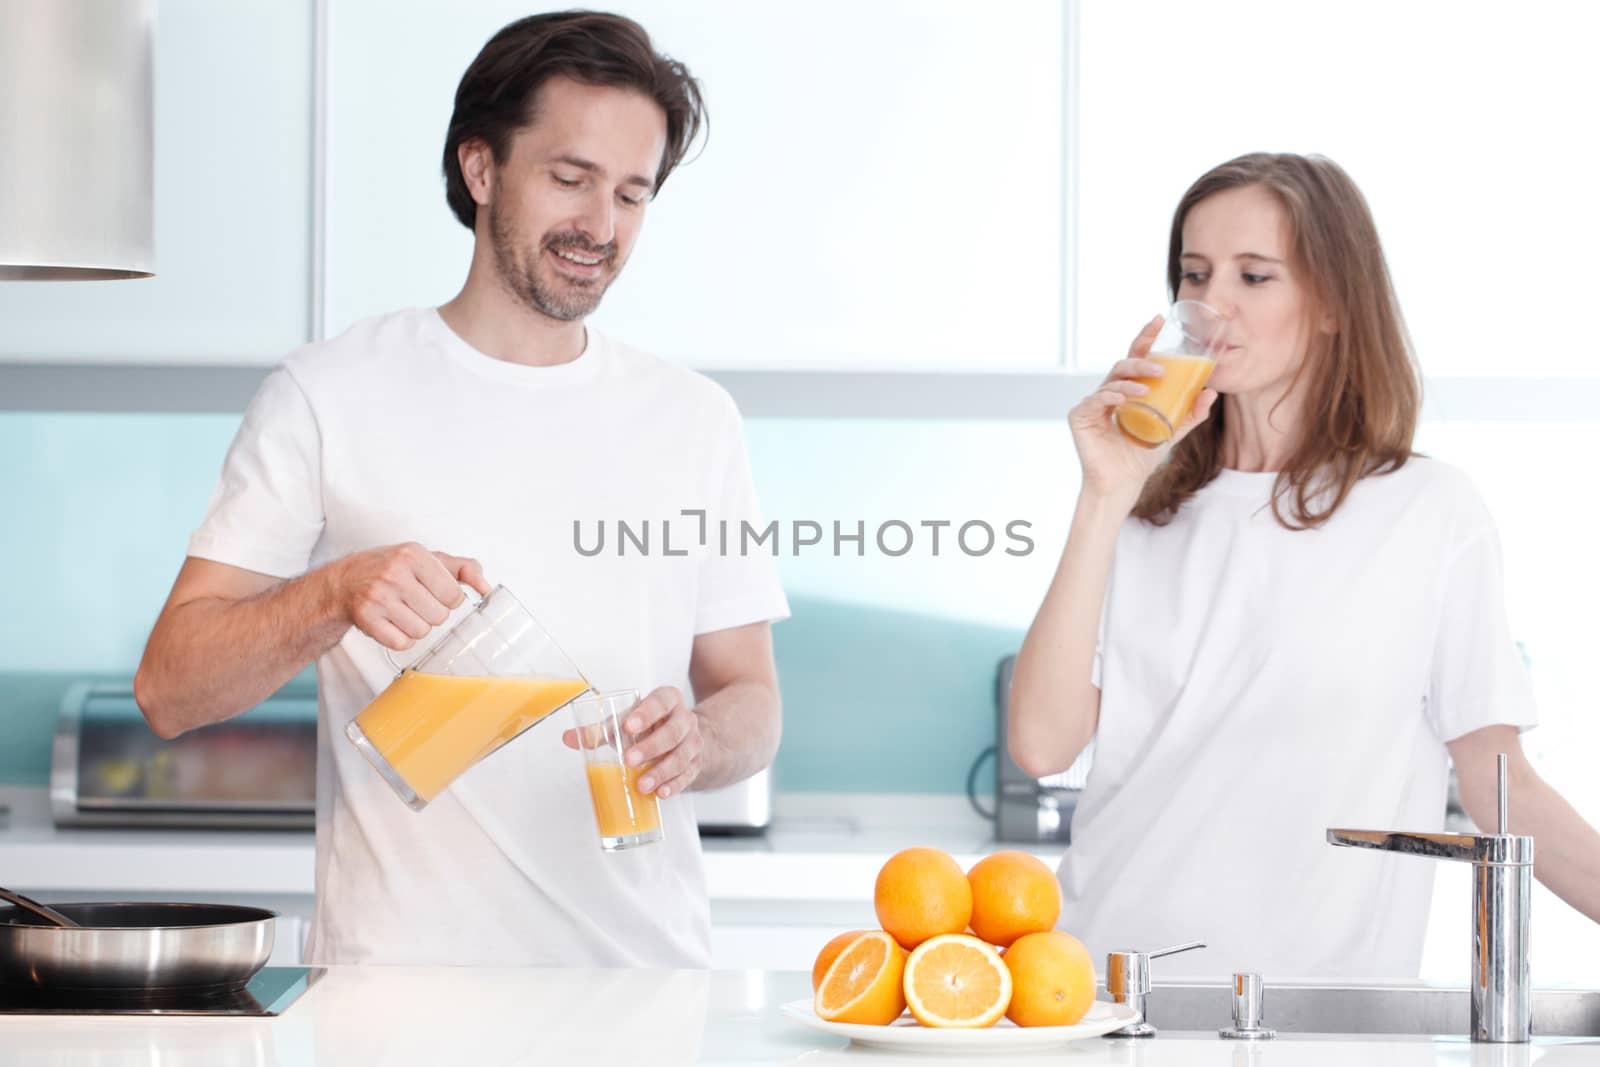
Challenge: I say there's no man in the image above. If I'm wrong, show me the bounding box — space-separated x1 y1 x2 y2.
133 12 787 967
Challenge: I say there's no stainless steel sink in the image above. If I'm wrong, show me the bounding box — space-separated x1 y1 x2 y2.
1124 983 1600 1038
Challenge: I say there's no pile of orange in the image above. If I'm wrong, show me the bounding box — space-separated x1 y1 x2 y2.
811 847 1095 1029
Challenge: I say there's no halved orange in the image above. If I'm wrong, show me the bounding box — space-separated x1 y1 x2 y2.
814 930 908 1026
812 929 870 992
902 933 1013 1028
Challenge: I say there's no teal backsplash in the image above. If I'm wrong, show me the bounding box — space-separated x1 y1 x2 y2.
0 412 1021 795
770 595 1013 794
2 413 241 671
0 593 1012 795
0 674 97 785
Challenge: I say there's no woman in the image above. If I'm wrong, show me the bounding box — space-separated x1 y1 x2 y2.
1009 152 1600 979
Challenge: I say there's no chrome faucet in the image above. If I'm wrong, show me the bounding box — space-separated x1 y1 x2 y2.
1328 753 1533 1043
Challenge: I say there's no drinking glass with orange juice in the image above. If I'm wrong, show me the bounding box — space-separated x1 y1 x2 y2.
1112 300 1229 447
345 585 591 811
570 689 664 851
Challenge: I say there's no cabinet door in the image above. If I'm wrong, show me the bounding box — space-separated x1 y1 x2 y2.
0 0 313 364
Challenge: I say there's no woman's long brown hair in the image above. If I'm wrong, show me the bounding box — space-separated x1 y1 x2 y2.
1133 153 1421 529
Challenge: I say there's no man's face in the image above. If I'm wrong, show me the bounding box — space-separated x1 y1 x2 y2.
479 76 668 322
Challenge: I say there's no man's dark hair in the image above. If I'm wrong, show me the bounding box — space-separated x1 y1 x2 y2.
442 10 707 230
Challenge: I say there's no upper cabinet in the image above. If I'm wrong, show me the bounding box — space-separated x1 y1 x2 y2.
0 0 313 365
325 0 1067 371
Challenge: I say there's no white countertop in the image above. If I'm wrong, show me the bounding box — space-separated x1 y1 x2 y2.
1 966 1597 1066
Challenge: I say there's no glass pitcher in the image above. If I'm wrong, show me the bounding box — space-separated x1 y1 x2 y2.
344 585 591 810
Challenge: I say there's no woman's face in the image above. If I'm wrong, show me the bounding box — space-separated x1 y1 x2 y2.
1175 184 1321 399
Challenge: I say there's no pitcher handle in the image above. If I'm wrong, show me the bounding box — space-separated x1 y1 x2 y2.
380 582 492 676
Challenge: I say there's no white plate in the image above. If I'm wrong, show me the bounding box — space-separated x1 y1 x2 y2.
779 998 1140 1053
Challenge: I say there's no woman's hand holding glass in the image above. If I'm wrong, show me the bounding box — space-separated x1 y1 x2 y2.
1070 314 1219 503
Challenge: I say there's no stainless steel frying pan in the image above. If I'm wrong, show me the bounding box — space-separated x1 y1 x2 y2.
0 898 275 991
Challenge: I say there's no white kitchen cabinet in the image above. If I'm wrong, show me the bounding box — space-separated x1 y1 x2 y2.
0 0 313 364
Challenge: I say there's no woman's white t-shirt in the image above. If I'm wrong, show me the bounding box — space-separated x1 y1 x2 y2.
1060 459 1535 979
188 308 789 967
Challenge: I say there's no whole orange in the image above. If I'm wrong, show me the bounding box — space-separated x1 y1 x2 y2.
1003 930 1095 1027
812 930 870 992
874 847 973 951
966 851 1062 948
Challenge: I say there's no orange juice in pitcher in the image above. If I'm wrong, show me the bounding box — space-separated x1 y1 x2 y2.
345 585 590 810
353 671 590 804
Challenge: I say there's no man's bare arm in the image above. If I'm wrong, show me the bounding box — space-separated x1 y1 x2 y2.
134 546 489 739
685 621 782 793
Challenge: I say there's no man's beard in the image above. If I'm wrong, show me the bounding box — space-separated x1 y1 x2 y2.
489 201 619 322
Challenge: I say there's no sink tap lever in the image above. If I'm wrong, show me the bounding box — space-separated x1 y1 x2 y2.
1104 940 1206 1038
1218 972 1276 1040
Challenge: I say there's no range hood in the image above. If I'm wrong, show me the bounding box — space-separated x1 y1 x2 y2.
0 0 154 280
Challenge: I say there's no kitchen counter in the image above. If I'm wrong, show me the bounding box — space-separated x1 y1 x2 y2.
2 967 1598 1066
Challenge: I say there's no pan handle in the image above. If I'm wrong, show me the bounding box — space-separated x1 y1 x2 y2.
0 886 79 928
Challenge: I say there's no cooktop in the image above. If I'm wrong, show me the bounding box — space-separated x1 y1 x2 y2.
0 966 322 1016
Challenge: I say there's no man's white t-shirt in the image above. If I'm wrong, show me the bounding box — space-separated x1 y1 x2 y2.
188 308 789 967
1060 459 1535 979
